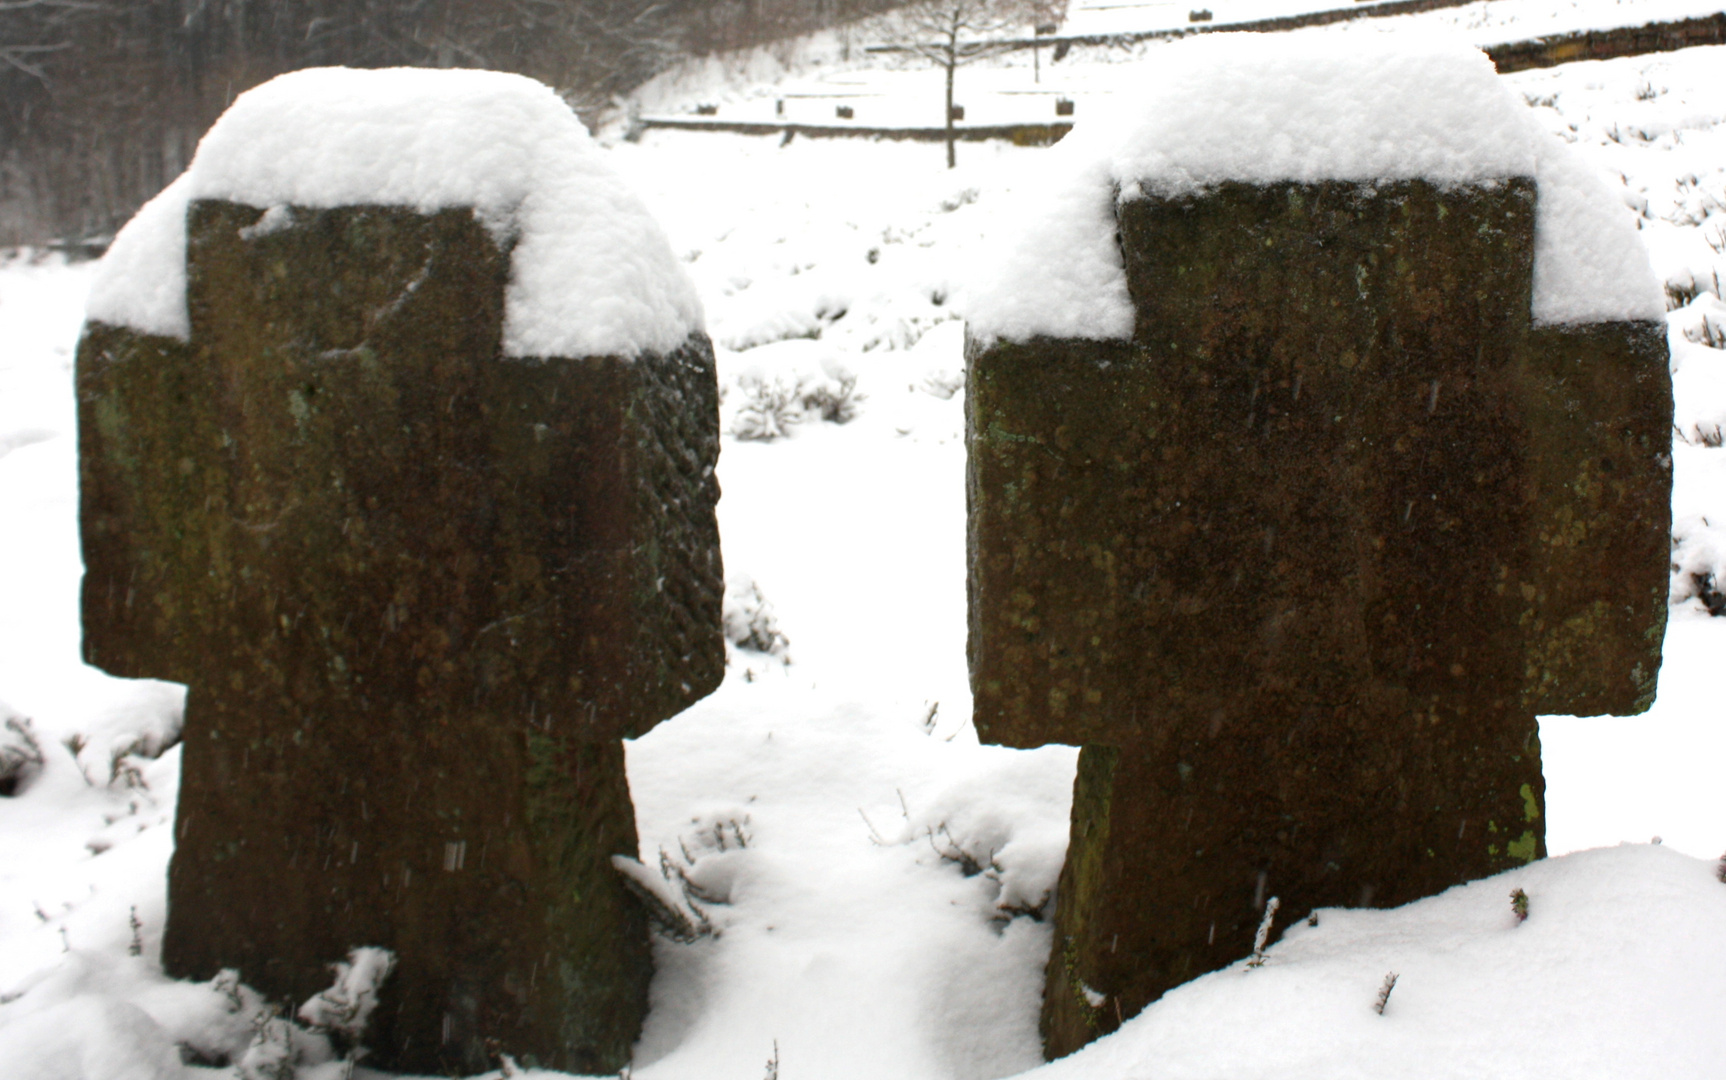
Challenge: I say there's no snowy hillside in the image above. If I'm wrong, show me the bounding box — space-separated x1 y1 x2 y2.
627 0 1726 129
3 18 1726 1080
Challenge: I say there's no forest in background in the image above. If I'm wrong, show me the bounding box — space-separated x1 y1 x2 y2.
0 0 904 246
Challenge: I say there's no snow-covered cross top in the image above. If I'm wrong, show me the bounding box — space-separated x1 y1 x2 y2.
963 36 1672 1058
74 68 723 1076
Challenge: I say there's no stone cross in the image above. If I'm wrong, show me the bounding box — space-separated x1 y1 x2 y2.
78 199 722 1073
966 177 1670 1055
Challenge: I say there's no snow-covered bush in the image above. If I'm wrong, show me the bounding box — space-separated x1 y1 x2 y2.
717 299 832 352
878 749 1074 929
1670 514 1726 614
1669 293 1726 447
60 679 185 790
730 371 804 441
723 574 791 659
614 810 756 945
1678 291 1726 350
230 948 397 1077
0 953 279 1071
0 703 44 797
0 947 394 1077
1666 268 1713 310
920 367 965 400
296 947 395 1048
937 187 980 213
725 343 865 440
673 812 753 895
799 361 864 423
612 852 716 943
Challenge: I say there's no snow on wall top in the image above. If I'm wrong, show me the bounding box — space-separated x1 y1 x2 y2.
964 34 1663 345
86 67 703 359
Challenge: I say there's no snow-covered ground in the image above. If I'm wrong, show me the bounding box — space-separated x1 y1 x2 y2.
631 0 1726 129
3 20 1726 1080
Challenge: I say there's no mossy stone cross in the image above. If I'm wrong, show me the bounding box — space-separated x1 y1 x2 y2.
966 177 1670 1056
78 201 724 1075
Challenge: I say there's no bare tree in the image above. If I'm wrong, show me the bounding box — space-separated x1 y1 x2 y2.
884 0 1029 168
1024 0 1067 82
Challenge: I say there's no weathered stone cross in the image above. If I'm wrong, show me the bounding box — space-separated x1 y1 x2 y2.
967 171 1670 1054
79 187 721 1072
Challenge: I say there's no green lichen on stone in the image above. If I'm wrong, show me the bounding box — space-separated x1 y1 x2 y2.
1507 830 1539 863
1520 782 1540 822
1516 322 1671 718
1041 745 1119 1051
1062 936 1102 1031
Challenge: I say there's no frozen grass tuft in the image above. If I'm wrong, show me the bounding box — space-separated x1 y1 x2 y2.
1373 971 1399 1016
1669 515 1726 615
1247 897 1281 969
726 352 865 441
614 815 753 947
799 363 864 424
731 373 805 441
0 707 44 798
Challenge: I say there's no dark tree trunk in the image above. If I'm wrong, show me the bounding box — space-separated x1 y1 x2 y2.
944 40 956 168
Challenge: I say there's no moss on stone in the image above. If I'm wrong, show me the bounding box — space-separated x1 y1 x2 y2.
1515 321 1671 717
1508 830 1540 862
1040 745 1119 1052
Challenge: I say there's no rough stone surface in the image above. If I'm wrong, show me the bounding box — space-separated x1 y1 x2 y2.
965 179 1671 1057
77 200 724 1074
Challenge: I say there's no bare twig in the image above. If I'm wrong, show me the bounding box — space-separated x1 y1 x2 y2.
1373 971 1399 1015
1246 896 1280 968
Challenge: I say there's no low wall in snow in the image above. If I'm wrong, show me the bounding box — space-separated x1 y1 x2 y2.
1485 12 1726 72
634 117 1074 146
864 9 1726 75
660 13 1726 148
865 0 1493 55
